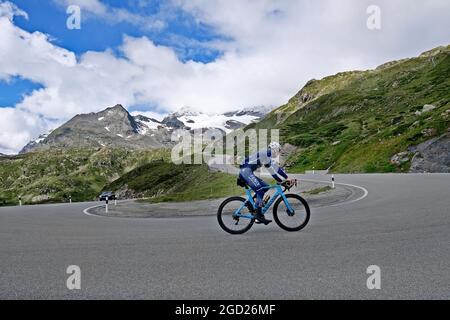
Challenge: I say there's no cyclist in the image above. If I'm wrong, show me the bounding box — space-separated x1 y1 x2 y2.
238 141 292 225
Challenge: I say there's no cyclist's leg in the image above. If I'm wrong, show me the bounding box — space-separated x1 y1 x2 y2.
240 168 271 224
240 167 264 204
254 178 269 207
254 179 271 224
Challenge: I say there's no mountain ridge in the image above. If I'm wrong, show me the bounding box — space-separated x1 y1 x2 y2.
20 105 272 153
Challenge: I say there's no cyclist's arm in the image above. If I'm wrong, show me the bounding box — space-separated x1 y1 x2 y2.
259 150 288 183
271 160 288 179
264 160 288 183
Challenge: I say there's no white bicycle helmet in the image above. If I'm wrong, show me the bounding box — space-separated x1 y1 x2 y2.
268 141 281 150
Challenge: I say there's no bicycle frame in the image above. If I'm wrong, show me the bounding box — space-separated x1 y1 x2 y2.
233 184 295 220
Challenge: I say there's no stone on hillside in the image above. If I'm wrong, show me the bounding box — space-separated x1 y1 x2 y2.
441 109 450 120
423 104 436 112
32 194 51 203
415 104 436 115
421 128 436 137
300 93 313 103
409 133 450 173
390 152 409 165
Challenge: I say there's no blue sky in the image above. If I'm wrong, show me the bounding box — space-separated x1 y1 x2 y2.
12 0 224 59
0 76 43 106
2 0 224 107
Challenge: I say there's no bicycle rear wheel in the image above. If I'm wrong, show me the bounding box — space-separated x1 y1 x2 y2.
217 196 254 234
273 194 310 232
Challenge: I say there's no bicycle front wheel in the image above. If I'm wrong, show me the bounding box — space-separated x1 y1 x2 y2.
217 196 254 235
273 194 310 232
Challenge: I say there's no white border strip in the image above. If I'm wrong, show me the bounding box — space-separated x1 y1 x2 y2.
299 178 369 207
83 199 137 218
83 204 106 217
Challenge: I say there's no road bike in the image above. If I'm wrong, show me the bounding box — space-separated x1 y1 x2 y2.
217 179 310 234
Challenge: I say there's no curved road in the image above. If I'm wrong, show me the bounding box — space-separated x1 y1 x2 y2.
0 174 449 299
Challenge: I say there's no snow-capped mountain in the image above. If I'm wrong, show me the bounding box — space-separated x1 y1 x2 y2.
20 132 50 154
20 104 272 153
159 106 267 132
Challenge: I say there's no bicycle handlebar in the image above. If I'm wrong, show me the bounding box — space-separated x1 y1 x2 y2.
278 179 298 192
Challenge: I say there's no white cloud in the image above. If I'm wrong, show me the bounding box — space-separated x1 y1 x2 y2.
0 107 51 154
0 1 28 21
1 0 450 153
53 0 166 31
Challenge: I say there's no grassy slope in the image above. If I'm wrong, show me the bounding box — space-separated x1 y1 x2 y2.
248 45 450 172
0 148 169 205
103 161 250 203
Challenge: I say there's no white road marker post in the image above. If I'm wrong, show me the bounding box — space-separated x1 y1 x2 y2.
69 195 72 204
332 174 335 189
313 166 315 175
105 196 109 213
19 196 22 207
114 198 117 206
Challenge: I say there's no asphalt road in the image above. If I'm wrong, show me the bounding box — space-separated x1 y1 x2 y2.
0 174 449 299
87 180 362 218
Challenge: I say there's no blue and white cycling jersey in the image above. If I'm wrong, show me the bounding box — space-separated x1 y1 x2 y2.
239 149 288 207
240 149 288 183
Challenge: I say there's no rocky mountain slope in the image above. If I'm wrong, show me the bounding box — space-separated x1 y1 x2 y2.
1 104 272 205
20 105 270 153
409 132 450 173
247 45 450 173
